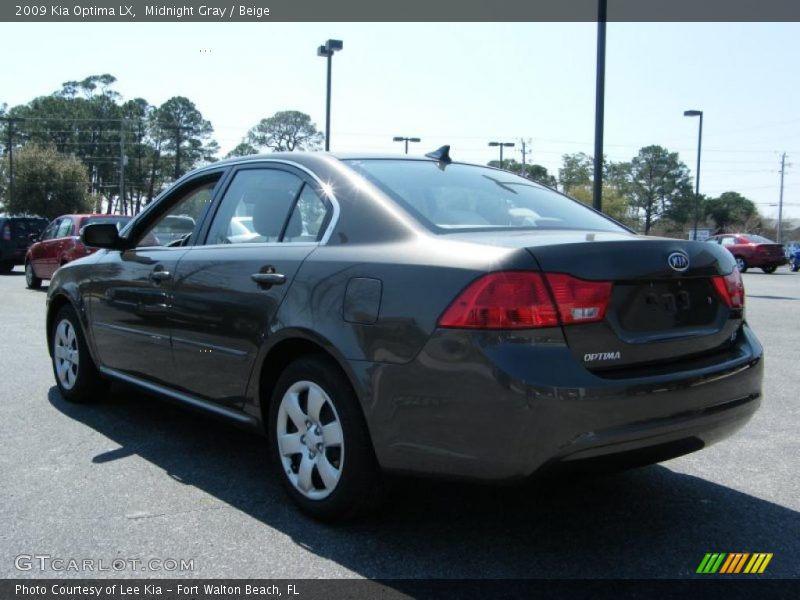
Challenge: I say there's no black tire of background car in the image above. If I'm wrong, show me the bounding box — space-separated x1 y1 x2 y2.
735 256 748 273
0 261 13 274
25 261 42 289
52 304 108 403
761 266 777 274
268 355 383 521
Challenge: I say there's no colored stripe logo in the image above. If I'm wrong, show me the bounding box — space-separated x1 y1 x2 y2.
697 553 773 574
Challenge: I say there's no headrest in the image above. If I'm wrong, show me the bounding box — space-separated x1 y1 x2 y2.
250 189 289 238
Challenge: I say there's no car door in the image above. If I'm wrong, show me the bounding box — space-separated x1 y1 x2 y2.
31 218 64 278
51 217 78 274
168 164 333 406
86 174 221 384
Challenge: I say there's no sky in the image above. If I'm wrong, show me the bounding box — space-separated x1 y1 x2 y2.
1 21 798 218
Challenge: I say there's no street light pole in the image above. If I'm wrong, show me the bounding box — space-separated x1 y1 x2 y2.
684 109 703 240
488 141 515 170
592 0 607 212
393 136 421 154
317 39 343 152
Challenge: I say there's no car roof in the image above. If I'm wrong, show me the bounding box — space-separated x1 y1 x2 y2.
60 213 132 219
188 151 488 176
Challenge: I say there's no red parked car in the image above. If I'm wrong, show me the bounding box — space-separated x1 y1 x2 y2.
25 214 131 288
706 233 787 273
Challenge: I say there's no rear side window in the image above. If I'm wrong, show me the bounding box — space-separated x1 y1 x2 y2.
56 219 74 238
344 159 626 233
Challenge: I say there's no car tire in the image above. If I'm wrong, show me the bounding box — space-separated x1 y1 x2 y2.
735 256 748 273
51 304 107 403
0 261 13 274
791 262 800 273
268 355 382 521
761 266 777 274
25 261 42 289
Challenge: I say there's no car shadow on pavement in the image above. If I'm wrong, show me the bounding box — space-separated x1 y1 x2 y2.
48 385 800 579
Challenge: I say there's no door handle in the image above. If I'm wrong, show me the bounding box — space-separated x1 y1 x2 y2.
150 270 171 282
251 272 286 286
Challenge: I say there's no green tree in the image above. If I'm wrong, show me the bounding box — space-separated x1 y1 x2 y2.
487 159 557 187
624 145 693 235
245 111 324 152
558 152 593 193
1 144 90 219
226 142 259 158
156 96 218 179
570 185 637 229
704 191 757 233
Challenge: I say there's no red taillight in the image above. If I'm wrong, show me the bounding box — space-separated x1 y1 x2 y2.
545 273 613 325
438 272 611 330
711 270 745 309
2 225 10 241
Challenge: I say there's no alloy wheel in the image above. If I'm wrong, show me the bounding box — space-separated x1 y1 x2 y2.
53 318 80 390
276 380 345 500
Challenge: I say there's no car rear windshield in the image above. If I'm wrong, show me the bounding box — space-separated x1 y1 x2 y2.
744 234 775 244
344 159 626 233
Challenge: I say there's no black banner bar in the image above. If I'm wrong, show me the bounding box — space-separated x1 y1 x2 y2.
3 0 800 23
3 579 799 600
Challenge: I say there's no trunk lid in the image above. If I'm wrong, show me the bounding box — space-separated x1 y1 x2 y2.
447 230 743 373
527 236 742 373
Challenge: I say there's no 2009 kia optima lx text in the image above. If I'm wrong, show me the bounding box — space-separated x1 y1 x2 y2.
46 147 763 520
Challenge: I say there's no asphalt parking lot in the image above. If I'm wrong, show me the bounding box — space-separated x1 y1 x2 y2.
0 265 798 580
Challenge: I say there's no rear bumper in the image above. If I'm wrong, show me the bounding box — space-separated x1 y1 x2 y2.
0 247 26 265
356 324 763 481
747 255 786 267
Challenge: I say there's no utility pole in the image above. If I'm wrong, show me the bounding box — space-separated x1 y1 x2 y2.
519 138 532 171
1 117 23 209
118 120 126 215
777 152 787 244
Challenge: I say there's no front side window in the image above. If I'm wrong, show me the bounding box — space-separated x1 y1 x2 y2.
137 179 217 248
205 168 308 245
721 237 737 246
344 159 626 233
41 220 59 240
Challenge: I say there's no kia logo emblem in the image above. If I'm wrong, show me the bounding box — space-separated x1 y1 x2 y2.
668 251 690 272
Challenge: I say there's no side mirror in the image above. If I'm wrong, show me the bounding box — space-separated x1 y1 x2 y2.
81 223 129 250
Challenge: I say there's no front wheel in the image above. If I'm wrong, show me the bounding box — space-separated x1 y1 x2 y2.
735 256 748 273
51 305 107 403
790 260 800 272
25 261 42 289
268 356 382 521
761 266 777 274
0 261 13 274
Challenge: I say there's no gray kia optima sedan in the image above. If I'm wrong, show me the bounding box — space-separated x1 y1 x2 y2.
46 147 763 520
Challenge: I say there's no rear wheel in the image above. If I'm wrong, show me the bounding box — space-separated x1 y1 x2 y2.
51 305 107 403
735 256 748 273
0 261 12 274
791 260 800 272
25 261 42 289
761 265 777 274
268 356 382 521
